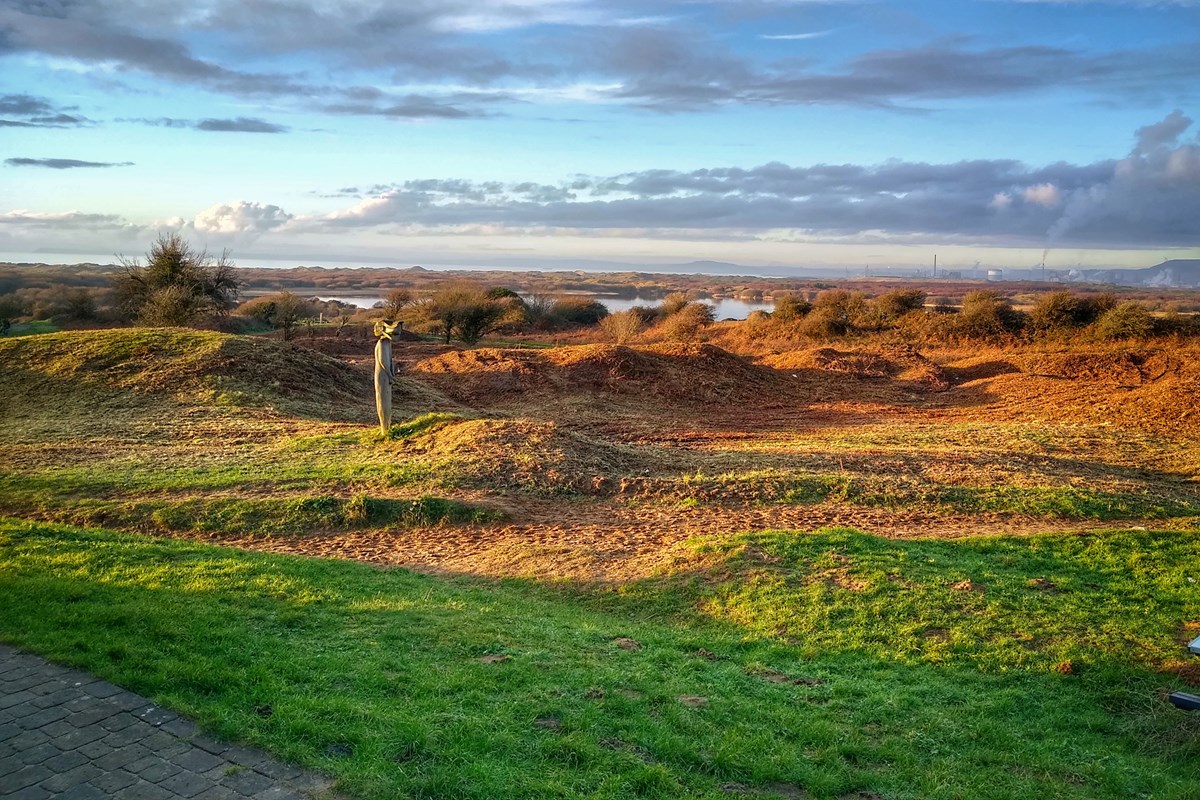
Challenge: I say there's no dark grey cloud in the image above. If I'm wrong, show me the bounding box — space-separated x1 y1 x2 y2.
0 93 93 127
196 117 288 133
5 157 133 169
594 34 1200 110
1 2 1196 119
121 116 288 132
305 111 1200 248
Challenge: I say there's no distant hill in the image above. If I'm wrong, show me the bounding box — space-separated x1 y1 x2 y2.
1073 259 1200 288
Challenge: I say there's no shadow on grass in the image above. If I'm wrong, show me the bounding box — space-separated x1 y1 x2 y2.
1 519 1198 800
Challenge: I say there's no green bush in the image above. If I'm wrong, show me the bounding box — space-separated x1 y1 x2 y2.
1094 301 1153 341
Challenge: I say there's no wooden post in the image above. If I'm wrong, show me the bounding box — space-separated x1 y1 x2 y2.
373 320 401 434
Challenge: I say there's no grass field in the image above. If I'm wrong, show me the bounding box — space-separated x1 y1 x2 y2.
2 327 1200 798
3 519 1199 799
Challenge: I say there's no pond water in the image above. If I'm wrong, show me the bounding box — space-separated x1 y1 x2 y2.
596 296 773 320
316 294 775 320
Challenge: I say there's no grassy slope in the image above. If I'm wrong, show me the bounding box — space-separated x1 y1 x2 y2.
3 519 1199 800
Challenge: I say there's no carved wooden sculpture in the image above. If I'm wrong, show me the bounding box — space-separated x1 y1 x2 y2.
373 320 401 433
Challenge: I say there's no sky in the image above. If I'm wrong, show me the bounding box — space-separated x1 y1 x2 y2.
1 0 1199 273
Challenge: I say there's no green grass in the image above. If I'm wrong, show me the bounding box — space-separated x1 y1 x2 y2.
2 519 1198 800
677 471 1200 520
5 319 60 336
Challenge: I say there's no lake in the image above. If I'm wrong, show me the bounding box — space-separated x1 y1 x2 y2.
319 294 774 320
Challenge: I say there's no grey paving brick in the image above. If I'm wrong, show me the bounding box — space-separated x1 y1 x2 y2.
0 690 38 709
31 687 79 709
16 705 69 730
2 648 331 800
57 783 107 800
172 747 227 773
250 760 303 781
49 724 108 750
135 705 180 727
99 711 139 731
159 741 194 760
250 788 308 800
42 748 90 772
190 735 231 756
158 769 214 798
61 694 107 713
68 705 121 727
121 779 175 800
5 784 52 800
139 759 184 784
108 689 151 710
38 718 77 739
222 767 275 795
39 762 103 792
6 763 54 791
7 729 50 750
94 741 152 770
101 724 150 747
161 716 198 738
83 680 124 699
192 786 242 800
13 740 60 766
90 768 140 793
143 729 181 750
223 744 269 769
76 738 114 759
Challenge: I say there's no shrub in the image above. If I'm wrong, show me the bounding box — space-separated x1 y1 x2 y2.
550 297 609 327
955 291 1025 341
408 284 522 344
661 302 714 342
873 289 927 321
1094 301 1153 341
1029 291 1083 333
771 293 811 322
379 288 413 320
598 309 646 344
112 233 239 326
660 292 692 316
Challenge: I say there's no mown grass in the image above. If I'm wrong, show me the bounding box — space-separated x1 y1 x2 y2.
2 519 1198 800
672 470 1200 520
0 486 494 536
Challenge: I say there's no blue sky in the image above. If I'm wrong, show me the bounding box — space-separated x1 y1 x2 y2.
1 0 1198 271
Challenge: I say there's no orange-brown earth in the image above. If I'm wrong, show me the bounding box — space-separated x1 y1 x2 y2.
168 336 1200 580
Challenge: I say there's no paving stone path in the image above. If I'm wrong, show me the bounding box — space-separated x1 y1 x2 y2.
0 644 335 800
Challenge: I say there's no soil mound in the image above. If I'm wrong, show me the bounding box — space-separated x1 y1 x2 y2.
404 417 662 494
1014 350 1175 386
410 348 546 401
947 346 1200 435
412 343 789 405
763 345 949 390
0 328 382 421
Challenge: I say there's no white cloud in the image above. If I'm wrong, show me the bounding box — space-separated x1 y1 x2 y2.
193 201 293 234
1022 183 1062 206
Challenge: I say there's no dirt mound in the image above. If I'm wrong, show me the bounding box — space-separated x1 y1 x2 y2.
0 328 386 422
410 348 546 401
942 358 1021 384
400 417 664 494
945 346 1200 435
411 343 790 406
1014 350 1175 386
763 345 949 390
